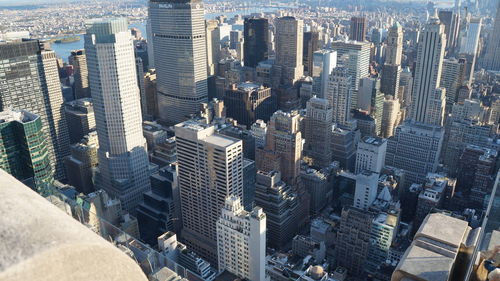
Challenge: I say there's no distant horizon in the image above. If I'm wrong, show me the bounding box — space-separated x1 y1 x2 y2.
0 0 455 7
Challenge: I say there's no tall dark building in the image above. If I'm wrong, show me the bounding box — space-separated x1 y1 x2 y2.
0 40 70 180
224 82 275 128
303 31 319 76
350 16 367 42
69 49 90 99
483 0 500 70
244 18 269 68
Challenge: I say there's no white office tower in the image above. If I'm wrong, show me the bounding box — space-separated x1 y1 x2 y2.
312 50 337 98
411 16 446 126
327 67 352 126
331 40 371 108
149 0 208 125
250 119 267 149
274 16 304 86
381 96 401 138
458 17 482 55
217 196 266 281
85 18 151 214
353 171 379 210
175 121 243 264
355 137 387 174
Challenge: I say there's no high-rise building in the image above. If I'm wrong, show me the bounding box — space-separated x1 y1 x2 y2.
312 50 337 98
411 16 447 125
331 40 371 107
357 77 384 135
440 58 466 110
0 40 70 180
381 96 401 138
438 10 460 52
244 18 269 68
64 131 99 194
149 0 208 124
65 98 96 144
399 67 413 108
136 164 181 246
144 69 158 119
274 16 304 86
335 206 373 277
483 0 500 71
256 110 302 186
381 64 401 97
458 17 482 56
385 22 403 66
353 171 379 209
326 67 352 126
303 97 333 168
217 196 266 281
355 137 387 174
303 31 319 76
254 170 303 249
0 109 53 187
250 119 267 149
385 121 444 185
69 49 90 99
205 19 220 76
331 125 358 171
223 82 275 128
175 121 243 264
85 18 151 213
350 16 367 42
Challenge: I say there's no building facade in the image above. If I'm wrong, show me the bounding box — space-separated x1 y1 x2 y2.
149 0 208 124
217 196 266 281
85 18 151 213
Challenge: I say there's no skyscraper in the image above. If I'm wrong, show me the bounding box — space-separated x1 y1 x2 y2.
381 96 401 138
385 22 403 66
350 16 367 42
223 82 275 128
381 22 403 98
304 97 333 168
65 98 96 144
355 137 387 174
256 110 302 186
312 50 337 98
85 18 151 214
274 16 304 86
385 121 444 185
217 196 266 281
303 31 319 76
206 19 220 76
175 121 243 264
244 18 269 68
440 58 466 110
69 49 90 99
149 0 208 125
331 40 371 108
483 0 500 71
64 131 99 194
458 17 482 56
0 109 53 188
0 40 70 180
411 16 447 125
326 67 352 126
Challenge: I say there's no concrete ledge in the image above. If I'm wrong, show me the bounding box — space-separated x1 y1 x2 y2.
0 170 148 281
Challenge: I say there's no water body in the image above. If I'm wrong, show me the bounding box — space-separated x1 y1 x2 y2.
50 7 279 61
